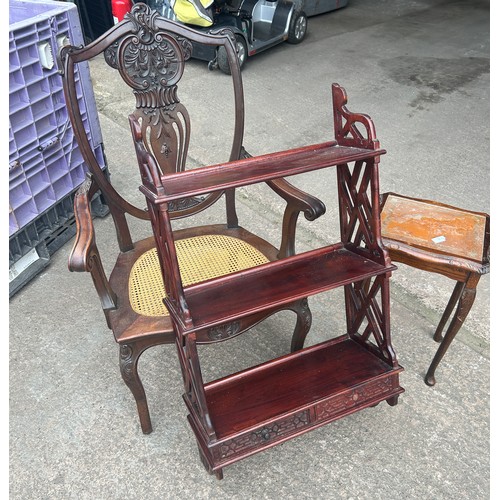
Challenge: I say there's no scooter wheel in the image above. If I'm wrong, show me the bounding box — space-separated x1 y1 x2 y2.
287 11 307 44
217 35 247 75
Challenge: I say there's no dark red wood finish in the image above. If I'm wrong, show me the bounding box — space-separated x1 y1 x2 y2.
148 143 385 202
184 246 395 330
205 337 403 438
140 78 404 477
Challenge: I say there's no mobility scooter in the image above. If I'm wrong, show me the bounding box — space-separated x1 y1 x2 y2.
169 0 308 73
133 0 348 74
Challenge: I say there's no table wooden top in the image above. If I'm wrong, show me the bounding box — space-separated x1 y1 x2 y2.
381 194 487 263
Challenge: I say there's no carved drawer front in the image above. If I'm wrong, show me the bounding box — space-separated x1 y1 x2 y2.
315 376 396 422
214 410 310 461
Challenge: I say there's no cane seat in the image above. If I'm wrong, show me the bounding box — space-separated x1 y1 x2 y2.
129 235 270 317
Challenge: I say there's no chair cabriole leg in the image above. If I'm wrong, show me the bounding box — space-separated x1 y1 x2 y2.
290 298 312 352
119 343 153 434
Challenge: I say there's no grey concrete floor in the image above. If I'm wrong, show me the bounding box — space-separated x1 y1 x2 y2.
10 0 490 498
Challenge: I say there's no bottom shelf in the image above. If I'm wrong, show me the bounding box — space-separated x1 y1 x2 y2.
191 336 404 472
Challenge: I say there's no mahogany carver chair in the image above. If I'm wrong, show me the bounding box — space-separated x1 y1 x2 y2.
60 2 325 434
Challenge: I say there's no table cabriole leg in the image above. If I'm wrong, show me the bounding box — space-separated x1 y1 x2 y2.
433 281 466 343
425 273 480 386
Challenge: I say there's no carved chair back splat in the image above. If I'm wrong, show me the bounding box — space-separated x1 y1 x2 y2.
61 3 325 435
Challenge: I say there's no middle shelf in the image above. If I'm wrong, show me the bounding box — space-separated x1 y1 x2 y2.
183 244 396 331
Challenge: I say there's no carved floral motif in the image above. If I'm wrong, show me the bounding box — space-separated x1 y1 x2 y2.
104 3 192 100
167 197 203 212
103 4 197 188
214 411 310 460
316 377 394 421
207 322 241 341
119 344 135 384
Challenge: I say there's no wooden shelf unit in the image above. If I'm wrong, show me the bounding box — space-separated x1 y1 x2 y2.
204 337 402 438
155 141 385 201
140 84 404 478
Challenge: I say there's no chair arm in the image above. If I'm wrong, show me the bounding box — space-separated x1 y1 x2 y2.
68 178 97 273
268 178 326 258
68 177 117 312
266 178 326 222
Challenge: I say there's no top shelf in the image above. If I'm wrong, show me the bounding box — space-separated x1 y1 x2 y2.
183 244 395 331
148 141 386 202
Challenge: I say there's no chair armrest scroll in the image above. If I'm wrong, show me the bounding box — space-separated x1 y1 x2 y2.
68 177 117 312
68 177 98 273
241 146 326 222
267 178 326 222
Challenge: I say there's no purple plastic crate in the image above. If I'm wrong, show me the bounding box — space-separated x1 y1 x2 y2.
9 167 109 297
9 0 105 237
